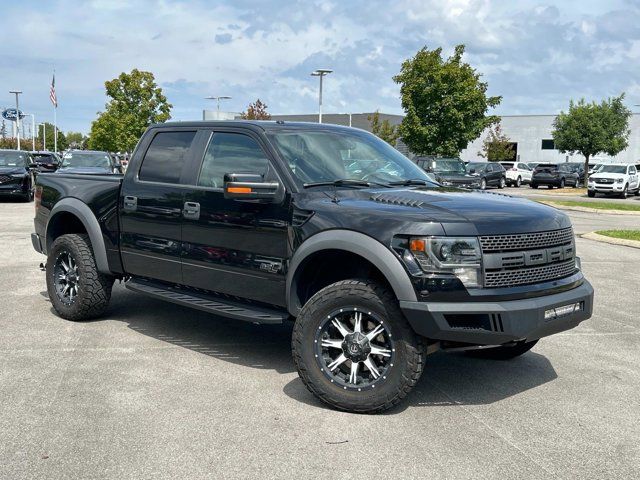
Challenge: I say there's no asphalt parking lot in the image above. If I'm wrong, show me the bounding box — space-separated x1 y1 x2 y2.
503 185 640 204
1 199 639 480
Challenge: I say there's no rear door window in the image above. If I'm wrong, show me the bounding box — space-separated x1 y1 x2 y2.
139 131 197 184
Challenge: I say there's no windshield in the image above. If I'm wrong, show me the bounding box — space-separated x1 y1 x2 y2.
0 151 27 167
466 162 487 172
61 152 111 168
268 129 433 186
433 159 466 174
33 153 56 162
599 165 627 174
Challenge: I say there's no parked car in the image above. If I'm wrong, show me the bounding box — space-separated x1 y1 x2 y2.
530 163 580 189
31 121 594 414
465 161 507 189
57 150 123 175
587 164 640 198
415 156 481 188
0 149 37 201
564 162 586 186
527 162 540 170
31 151 61 173
499 161 533 187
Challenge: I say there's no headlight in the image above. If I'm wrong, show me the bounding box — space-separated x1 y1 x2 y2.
409 237 482 288
588 178 594 183
10 173 27 178
616 178 623 183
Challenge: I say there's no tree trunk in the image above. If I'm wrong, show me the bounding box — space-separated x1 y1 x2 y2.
584 154 590 187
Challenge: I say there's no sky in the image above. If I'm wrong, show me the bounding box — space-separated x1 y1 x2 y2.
1 0 639 134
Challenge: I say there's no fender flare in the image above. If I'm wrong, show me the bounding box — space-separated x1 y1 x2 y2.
46 198 111 274
286 230 418 316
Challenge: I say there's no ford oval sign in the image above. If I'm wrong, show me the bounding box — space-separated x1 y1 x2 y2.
2 108 25 121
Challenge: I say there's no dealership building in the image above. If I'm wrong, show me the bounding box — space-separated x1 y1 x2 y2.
270 112 640 165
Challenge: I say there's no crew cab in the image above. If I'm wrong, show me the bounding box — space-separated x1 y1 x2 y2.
587 164 640 198
31 121 594 413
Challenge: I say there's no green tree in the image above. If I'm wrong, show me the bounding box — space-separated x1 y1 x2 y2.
66 131 88 149
478 122 514 161
40 122 68 151
368 110 399 146
240 99 271 120
552 94 631 176
394 44 501 156
88 69 172 152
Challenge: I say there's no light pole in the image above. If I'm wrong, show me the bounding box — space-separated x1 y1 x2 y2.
25 114 35 151
39 123 46 151
9 90 22 150
310 69 332 123
204 96 232 120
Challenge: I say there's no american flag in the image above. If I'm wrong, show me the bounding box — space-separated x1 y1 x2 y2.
50 74 57 108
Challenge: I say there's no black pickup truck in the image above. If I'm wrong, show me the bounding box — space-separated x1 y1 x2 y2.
32 121 594 413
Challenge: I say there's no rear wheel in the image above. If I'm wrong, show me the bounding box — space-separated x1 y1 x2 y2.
46 234 114 321
292 279 424 413
480 178 487 190
466 340 538 360
559 178 565 188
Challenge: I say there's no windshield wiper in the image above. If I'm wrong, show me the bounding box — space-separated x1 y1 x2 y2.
303 179 378 189
387 179 431 186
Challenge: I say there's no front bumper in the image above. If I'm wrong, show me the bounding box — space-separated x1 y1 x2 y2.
400 280 593 345
588 183 624 193
0 181 28 195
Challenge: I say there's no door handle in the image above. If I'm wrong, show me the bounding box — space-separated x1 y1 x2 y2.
183 201 200 220
123 195 137 212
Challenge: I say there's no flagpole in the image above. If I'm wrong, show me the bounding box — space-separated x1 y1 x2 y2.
54 106 57 153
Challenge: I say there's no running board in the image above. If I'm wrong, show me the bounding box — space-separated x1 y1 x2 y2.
125 279 287 324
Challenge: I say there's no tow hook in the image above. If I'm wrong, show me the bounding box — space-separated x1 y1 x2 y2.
39 263 46 272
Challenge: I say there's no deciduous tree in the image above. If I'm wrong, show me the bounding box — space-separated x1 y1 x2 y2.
552 94 631 176
478 122 514 161
394 44 501 156
240 99 271 120
88 69 172 152
368 110 399 146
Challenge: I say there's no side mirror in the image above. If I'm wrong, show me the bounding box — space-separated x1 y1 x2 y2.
223 173 280 202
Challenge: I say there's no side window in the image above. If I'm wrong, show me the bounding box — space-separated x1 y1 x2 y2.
629 166 636 175
198 133 269 188
139 131 196 184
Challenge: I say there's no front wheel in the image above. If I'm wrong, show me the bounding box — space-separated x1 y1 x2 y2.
559 178 565 188
292 279 424 413
465 340 538 360
620 185 628 199
587 190 596 197
480 178 487 190
531 184 538 189
515 176 521 188
46 234 114 321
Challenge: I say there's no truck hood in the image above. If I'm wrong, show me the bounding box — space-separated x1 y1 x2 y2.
304 187 571 236
590 172 626 180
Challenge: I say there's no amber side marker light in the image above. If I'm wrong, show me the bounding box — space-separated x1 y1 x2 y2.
409 238 426 252
227 187 252 194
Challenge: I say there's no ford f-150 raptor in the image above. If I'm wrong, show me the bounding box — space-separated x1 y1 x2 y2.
31 121 594 413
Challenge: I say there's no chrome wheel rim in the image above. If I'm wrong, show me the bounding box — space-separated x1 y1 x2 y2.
314 307 395 391
53 252 79 305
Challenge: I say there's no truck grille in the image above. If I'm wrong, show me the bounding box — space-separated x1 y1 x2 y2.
480 228 577 288
595 178 614 184
0 175 11 184
484 259 577 288
479 227 573 253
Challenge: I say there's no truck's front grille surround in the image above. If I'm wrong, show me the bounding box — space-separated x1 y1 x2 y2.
484 259 577 288
480 228 577 288
479 228 573 253
0 175 11 184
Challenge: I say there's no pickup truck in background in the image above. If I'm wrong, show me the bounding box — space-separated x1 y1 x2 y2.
32 121 594 413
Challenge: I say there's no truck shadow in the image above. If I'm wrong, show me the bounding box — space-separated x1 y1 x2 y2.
102 285 558 414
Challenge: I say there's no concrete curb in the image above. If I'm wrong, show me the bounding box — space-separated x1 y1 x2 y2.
540 201 640 216
581 231 640 249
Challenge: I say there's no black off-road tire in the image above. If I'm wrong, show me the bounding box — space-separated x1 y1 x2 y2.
46 234 114 321
587 190 596 197
292 279 424 413
465 340 538 360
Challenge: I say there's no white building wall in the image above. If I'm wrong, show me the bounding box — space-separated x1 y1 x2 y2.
460 113 640 164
